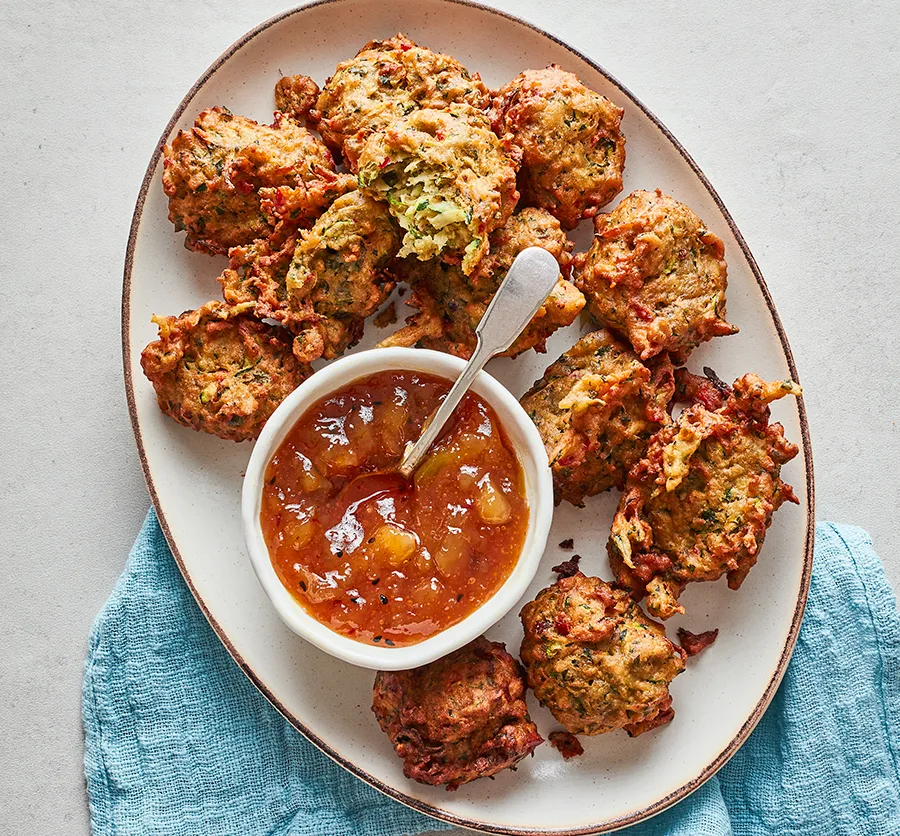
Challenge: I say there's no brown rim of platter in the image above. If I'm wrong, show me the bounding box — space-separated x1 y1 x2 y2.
121 1 816 832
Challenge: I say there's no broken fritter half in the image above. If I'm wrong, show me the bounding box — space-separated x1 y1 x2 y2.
312 33 488 171
162 104 350 255
520 329 675 506
574 189 738 362
219 189 400 362
608 372 802 619
358 104 519 275
372 637 543 791
490 64 626 230
139 301 310 442
520 572 686 737
380 207 582 357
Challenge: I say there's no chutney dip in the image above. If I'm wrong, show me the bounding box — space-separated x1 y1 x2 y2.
260 370 528 646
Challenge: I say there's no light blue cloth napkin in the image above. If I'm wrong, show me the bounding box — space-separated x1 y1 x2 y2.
84 513 900 835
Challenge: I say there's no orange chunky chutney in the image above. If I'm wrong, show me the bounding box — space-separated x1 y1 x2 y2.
260 370 529 647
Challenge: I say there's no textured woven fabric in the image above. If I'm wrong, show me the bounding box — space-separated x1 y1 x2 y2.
84 515 900 836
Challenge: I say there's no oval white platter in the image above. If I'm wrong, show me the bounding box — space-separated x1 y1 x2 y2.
123 1 815 832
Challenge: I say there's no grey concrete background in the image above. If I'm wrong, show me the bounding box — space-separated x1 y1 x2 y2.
1 1 897 833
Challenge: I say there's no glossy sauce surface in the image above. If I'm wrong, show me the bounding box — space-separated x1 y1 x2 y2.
260 370 529 646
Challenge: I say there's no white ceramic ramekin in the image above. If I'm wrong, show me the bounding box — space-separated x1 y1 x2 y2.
242 347 553 670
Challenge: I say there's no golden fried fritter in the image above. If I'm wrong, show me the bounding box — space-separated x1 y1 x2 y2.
162 107 346 255
219 230 325 351
379 207 581 357
521 330 674 506
520 573 686 737
609 373 801 619
285 190 401 320
574 189 738 361
313 33 488 171
358 104 519 275
372 637 543 791
490 65 625 229
474 205 575 306
219 190 399 362
274 74 320 122
139 301 309 442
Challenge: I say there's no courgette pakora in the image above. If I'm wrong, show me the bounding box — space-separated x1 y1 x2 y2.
219 189 400 362
608 372 801 619
313 33 488 171
140 301 310 442
490 64 626 229
162 104 346 255
520 573 686 737
521 329 674 505
380 207 582 357
574 189 737 361
372 637 542 790
358 104 519 275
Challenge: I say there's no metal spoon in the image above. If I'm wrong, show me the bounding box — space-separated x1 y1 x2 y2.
397 246 561 479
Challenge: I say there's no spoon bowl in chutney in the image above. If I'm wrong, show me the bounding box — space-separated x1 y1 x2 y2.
242 346 553 670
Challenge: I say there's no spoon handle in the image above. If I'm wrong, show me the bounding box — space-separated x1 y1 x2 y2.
474 246 561 356
397 247 560 479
